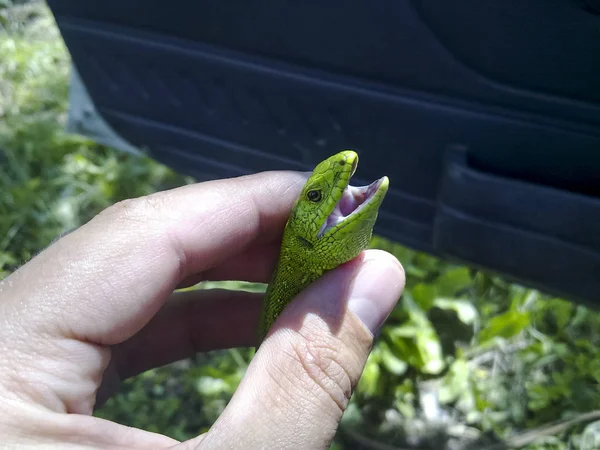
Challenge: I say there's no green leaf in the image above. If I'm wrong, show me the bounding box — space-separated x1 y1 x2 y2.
386 296 445 374
435 267 472 297
380 342 408 376
479 310 530 344
386 323 444 375
434 298 478 325
416 330 444 374
412 283 436 311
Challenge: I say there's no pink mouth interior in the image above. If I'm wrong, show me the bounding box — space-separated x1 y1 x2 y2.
318 178 383 236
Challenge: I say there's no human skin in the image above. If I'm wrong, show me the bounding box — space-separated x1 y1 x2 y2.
0 170 405 449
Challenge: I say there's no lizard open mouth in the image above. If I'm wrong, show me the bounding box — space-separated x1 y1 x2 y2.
318 177 387 236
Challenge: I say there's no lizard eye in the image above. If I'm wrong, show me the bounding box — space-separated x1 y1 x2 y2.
307 190 322 202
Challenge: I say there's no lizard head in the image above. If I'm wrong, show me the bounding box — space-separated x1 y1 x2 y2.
289 150 389 257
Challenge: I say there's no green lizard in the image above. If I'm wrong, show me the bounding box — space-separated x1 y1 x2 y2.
258 150 389 343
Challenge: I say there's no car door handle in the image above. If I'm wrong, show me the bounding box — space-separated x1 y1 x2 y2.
433 146 600 306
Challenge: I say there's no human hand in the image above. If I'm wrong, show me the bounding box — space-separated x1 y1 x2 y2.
0 169 404 449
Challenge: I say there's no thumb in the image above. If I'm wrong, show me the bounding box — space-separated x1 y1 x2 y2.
194 249 404 450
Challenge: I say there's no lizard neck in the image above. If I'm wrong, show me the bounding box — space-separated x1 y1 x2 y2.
258 230 324 342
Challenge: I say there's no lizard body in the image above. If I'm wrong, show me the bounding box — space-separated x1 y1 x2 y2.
258 150 389 343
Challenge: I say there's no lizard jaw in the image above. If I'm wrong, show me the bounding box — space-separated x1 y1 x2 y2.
318 177 387 236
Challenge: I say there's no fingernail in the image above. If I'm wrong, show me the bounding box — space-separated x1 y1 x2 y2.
347 252 404 335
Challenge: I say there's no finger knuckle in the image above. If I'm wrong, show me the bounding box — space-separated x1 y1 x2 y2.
289 337 353 413
106 194 165 221
96 195 170 235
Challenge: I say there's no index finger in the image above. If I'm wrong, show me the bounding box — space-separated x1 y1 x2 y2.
2 170 307 345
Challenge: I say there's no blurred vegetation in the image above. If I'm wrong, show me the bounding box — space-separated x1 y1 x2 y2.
1 2 599 449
